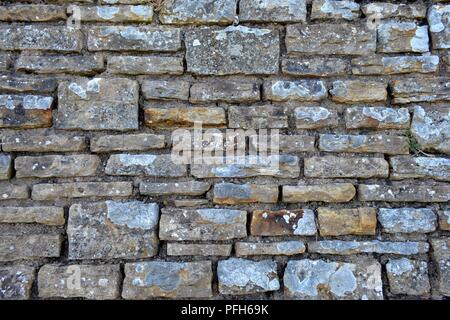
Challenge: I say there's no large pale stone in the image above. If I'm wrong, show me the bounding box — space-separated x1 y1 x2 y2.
378 208 437 234
0 4 67 21
0 266 35 300
240 0 307 23
167 243 232 257
282 57 350 76
390 156 450 181
235 241 306 257
377 21 429 53
0 183 29 200
76 5 153 22
251 209 317 236
91 133 165 152
264 80 327 102
351 55 439 75
228 105 288 129
431 238 450 296
32 182 133 200
318 207 377 236
190 80 260 103
428 4 450 49
311 0 360 21
107 55 183 75
0 95 53 129
358 183 450 202
139 181 210 196
361 2 426 19
185 26 279 75
213 183 278 204
390 78 450 104
344 106 410 130
0 207 64 226
330 80 387 103
294 107 338 129
0 234 61 262
141 79 189 101
68 201 159 260
308 240 429 255
144 106 226 127
386 258 430 296
283 184 356 203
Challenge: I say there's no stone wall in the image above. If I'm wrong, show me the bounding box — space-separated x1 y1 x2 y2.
0 0 449 300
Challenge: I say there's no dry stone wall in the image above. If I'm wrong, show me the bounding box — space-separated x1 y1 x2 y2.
0 0 449 300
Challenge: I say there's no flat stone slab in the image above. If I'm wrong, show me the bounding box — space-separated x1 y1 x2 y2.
32 182 133 200
390 156 450 181
0 183 29 200
0 206 64 226
411 106 449 154
344 106 410 130
283 183 356 203
311 0 360 21
386 258 430 296
378 208 437 234
358 184 450 202
318 207 377 236
294 107 338 129
377 21 429 53
91 133 165 152
0 266 35 300
251 209 317 236
0 95 53 129
431 238 450 296
0 234 61 262
428 4 450 49
235 241 306 257
0 154 12 180
140 181 210 196
351 55 439 75
330 80 387 103
213 183 278 204
390 78 450 104
167 243 232 257
308 240 429 255
264 80 327 102
144 106 226 127
240 0 307 23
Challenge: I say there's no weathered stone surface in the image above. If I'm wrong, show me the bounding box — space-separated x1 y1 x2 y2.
91 134 165 152
386 258 430 296
38 264 121 300
185 26 279 75
284 259 383 300
318 207 377 236
123 261 212 299
32 182 133 200
15 155 100 178
351 55 439 75
191 155 300 178
294 107 338 129
228 105 288 129
390 156 450 181
390 78 450 104
240 0 307 23
377 21 429 53
250 135 316 153
330 80 387 103
108 55 183 75
141 79 189 101
0 75 57 93
251 209 317 236
311 0 360 21
68 201 159 260
159 208 247 241
428 4 450 49
0 207 64 226
16 54 105 75
286 23 376 55
0 183 29 200
100 0 148 3
0 266 35 300
0 53 12 71
77 5 153 22
308 240 430 255
0 234 61 262
105 154 187 177
144 106 226 127
304 156 389 178
0 25 82 52
378 208 437 234
410 106 449 154
191 80 260 103
319 134 409 155
167 244 232 256
173 199 209 207
235 241 306 256
0 95 53 129
87 26 181 52
264 80 327 102
0 154 12 180
218 258 279 295
160 0 235 25
213 183 278 204
56 78 139 131
358 184 450 202
431 238 450 296
140 181 210 196
282 57 350 77
283 184 356 203
1 131 86 152
361 2 426 19
345 107 410 130
439 210 450 230
0 5 66 21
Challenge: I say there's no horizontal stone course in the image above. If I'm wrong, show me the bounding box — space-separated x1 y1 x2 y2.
32 182 133 200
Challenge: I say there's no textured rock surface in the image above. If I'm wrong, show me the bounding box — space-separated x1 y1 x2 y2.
330 80 388 103
0 234 61 262
386 258 430 296
390 78 450 104
311 0 360 21
428 4 450 49
344 107 410 130
377 21 429 53
240 0 307 23
32 182 133 200
91 134 165 152
251 209 317 236
390 156 450 181
264 80 327 102
235 241 306 256
378 208 437 234
351 55 439 75
0 206 64 226
294 107 338 129
213 183 278 204
358 184 450 202
105 154 186 177
308 240 429 255
431 239 450 296
318 208 377 236
283 184 356 203
167 243 232 257
0 266 35 300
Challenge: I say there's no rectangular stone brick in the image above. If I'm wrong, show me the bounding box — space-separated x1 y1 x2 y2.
1 130 86 152
144 106 226 128
345 107 411 130
0 206 64 226
0 154 12 180
319 134 409 155
228 105 288 129
390 77 450 104
377 21 429 53
213 183 278 204
304 156 389 178
411 106 449 154
294 107 338 129
428 4 450 50
0 4 67 21
358 184 450 202
386 258 430 296
190 80 260 104
362 2 427 19
311 0 360 21
105 154 186 177
439 210 450 230
283 183 356 203
308 240 429 255
0 25 82 52
107 55 183 75
0 183 29 200
15 155 100 178
0 234 61 262
174 199 208 207
16 54 105 75
239 0 307 23
167 243 232 257
330 80 387 103
235 241 306 256
286 23 376 55
390 156 450 181
123 261 212 299
159 208 247 241
0 266 35 300
431 239 450 296
378 208 437 234
0 95 53 129
77 5 153 22
185 26 279 75
318 207 377 236
0 75 57 93
38 264 121 300
263 80 327 102
139 181 210 196
249 135 316 153
91 133 165 152
251 209 317 236
191 155 300 178
87 26 181 52
141 79 189 101
32 182 133 200
351 55 439 75
282 57 350 76
68 201 159 260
